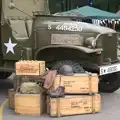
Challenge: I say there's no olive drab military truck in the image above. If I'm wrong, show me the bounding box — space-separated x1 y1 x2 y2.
0 0 120 93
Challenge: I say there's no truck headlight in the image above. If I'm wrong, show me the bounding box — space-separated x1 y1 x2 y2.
84 37 96 48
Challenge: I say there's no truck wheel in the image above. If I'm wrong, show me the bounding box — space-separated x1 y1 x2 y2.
99 72 120 93
51 60 85 73
0 72 12 79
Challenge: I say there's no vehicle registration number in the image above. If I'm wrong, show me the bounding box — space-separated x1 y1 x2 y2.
48 23 83 32
56 23 83 32
100 63 120 75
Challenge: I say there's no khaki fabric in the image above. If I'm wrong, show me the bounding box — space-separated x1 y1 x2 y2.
20 82 41 94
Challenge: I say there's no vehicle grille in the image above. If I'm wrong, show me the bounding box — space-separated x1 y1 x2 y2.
102 33 117 62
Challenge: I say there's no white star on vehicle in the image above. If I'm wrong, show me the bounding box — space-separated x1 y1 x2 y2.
4 38 17 54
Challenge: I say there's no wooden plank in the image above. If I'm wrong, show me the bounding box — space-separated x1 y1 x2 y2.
50 74 99 94
15 93 46 115
8 89 15 109
15 60 45 75
47 94 101 117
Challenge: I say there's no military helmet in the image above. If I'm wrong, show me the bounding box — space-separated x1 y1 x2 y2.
58 65 74 76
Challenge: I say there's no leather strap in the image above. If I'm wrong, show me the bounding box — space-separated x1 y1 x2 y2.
88 73 92 94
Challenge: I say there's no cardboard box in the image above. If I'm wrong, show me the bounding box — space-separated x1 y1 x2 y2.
8 89 15 109
15 60 45 75
15 93 46 115
50 74 99 94
47 94 101 117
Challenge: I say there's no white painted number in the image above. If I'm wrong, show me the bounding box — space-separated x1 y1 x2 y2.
56 23 83 32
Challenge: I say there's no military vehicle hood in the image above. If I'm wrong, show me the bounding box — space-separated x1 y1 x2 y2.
34 19 116 34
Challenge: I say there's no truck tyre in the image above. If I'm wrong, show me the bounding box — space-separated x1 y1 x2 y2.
0 72 12 79
51 60 85 73
99 72 120 93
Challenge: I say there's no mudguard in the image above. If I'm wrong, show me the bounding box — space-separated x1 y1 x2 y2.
35 45 103 55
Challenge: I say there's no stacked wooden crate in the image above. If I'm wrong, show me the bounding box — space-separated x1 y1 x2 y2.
8 60 101 117
47 74 101 117
14 60 45 90
8 60 46 115
15 60 45 76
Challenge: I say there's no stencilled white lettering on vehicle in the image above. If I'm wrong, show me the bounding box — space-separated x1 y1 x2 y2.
56 23 83 32
48 24 52 30
47 23 83 32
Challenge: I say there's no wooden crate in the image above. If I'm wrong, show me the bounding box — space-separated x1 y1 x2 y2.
8 89 15 109
47 94 101 117
15 92 46 115
15 60 45 75
50 74 99 94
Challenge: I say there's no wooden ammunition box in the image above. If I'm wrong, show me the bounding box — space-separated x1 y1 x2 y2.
50 74 99 94
47 94 101 117
8 89 15 109
15 93 46 115
15 60 45 75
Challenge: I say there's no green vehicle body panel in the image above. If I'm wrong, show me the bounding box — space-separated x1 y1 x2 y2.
0 0 119 73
